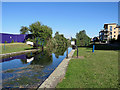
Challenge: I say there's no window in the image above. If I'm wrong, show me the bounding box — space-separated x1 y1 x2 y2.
110 32 112 35
110 36 112 39
114 35 116 37
114 31 116 33
110 26 112 31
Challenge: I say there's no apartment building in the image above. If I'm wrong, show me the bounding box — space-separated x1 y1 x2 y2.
99 23 120 42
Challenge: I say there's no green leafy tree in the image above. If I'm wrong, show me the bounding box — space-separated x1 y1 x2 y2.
29 21 52 46
76 30 91 46
20 26 29 34
55 31 59 35
29 21 42 39
54 32 69 46
71 38 76 41
20 21 53 47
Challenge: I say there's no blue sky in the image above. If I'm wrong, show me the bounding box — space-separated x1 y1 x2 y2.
2 2 118 38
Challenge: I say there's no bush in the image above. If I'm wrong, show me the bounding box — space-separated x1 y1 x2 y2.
26 38 33 42
5 41 7 43
117 35 120 42
109 38 116 44
11 39 14 43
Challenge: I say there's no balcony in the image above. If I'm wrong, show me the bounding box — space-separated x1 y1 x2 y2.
103 36 109 40
100 29 109 33
103 37 108 40
104 33 109 36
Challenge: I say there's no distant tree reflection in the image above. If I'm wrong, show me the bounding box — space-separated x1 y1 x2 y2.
20 59 27 64
53 46 68 58
29 50 53 66
20 45 68 65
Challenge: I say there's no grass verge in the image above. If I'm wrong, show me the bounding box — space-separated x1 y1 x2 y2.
56 47 118 88
0 43 33 54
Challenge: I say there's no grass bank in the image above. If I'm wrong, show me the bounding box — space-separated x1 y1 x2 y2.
57 47 118 88
0 43 33 54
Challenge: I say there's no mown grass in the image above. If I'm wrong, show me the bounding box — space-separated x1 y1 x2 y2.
57 47 118 88
0 43 33 54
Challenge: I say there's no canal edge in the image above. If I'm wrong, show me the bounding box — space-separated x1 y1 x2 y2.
38 49 75 89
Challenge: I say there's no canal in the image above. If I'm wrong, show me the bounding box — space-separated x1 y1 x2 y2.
1 47 72 89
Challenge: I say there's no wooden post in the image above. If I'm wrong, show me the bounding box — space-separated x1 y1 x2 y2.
77 46 78 58
66 48 68 58
42 45 44 52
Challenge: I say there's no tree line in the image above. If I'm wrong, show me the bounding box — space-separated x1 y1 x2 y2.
20 21 70 48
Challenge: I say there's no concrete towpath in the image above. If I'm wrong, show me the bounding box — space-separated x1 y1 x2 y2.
38 49 75 89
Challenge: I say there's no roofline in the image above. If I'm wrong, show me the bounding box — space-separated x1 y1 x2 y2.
104 23 117 25
99 30 110 33
0 33 27 35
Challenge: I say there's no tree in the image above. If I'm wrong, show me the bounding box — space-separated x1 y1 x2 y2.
76 30 91 46
20 26 29 34
20 21 53 47
29 21 42 39
93 37 99 42
54 31 68 46
55 31 59 35
41 25 52 41
29 21 52 47
29 21 52 41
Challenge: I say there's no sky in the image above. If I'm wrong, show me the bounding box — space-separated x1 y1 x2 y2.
2 2 118 38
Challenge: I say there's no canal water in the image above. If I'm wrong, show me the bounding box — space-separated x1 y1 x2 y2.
1 47 72 89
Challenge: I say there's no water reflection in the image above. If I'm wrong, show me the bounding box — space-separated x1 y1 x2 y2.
1 46 68 64
30 51 53 66
1 54 27 63
2 46 71 88
53 46 68 58
14 50 53 66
